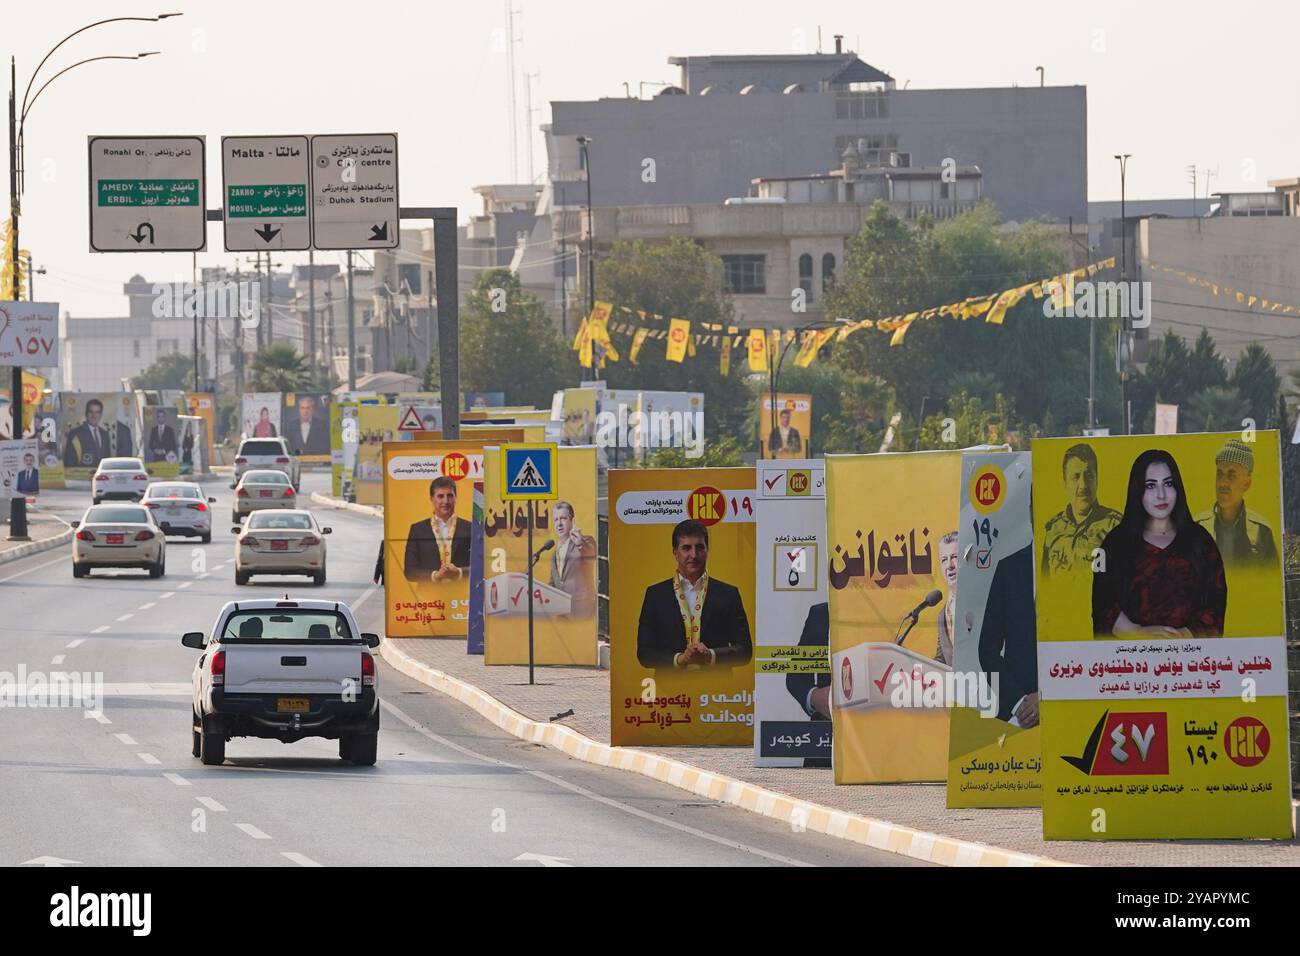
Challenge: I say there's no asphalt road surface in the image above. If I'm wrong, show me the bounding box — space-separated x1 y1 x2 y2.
0 472 926 867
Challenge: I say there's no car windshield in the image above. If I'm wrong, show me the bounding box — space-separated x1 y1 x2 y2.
87 506 149 523
248 513 313 530
221 609 353 642
101 459 142 470
148 485 200 499
244 471 288 484
240 441 285 456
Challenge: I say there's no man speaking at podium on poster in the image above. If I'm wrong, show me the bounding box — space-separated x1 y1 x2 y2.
636 519 751 670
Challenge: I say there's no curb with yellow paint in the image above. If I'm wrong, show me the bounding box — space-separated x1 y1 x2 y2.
379 637 1069 868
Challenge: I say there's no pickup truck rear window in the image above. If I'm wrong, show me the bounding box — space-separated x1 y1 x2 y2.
239 441 286 457
221 610 354 642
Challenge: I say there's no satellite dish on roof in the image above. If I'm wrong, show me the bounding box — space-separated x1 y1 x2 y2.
739 83 766 95
657 85 686 96
782 83 806 94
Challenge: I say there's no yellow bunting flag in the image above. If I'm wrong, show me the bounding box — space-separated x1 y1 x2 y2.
985 287 1022 325
720 335 732 376
889 319 914 347
793 330 819 367
747 329 768 372
666 318 691 363
629 328 649 364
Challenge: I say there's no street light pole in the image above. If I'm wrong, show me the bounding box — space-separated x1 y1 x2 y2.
1115 153 1131 435
6 13 178 541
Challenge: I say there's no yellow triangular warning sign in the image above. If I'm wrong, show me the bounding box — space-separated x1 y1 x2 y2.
397 405 424 431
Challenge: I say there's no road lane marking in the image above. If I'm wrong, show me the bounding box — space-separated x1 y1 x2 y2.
113 734 137 746
235 823 271 840
351 585 378 611
66 639 85 648
159 591 175 599
197 573 209 580
86 712 110 724
195 797 226 812
115 613 133 622
162 773 190 787
379 698 815 867
178 582 192 589
0 555 66 583
281 852 322 867
90 626 109 634
50 655 65 665
137 753 161 765
138 602 156 610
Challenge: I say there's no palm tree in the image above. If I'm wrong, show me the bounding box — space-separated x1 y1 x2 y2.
249 343 311 392
1185 386 1249 433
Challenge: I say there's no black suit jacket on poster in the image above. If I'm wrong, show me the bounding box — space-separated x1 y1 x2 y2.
145 425 176 462
977 545 1038 723
285 418 328 455
636 576 752 669
15 467 38 494
785 602 830 716
402 516 472 582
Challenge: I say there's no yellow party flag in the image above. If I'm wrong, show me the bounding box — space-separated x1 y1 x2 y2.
793 330 819 367
666 318 691 363
629 328 649 364
986 286 1023 325
720 335 732 376
889 320 914 347
747 329 768 372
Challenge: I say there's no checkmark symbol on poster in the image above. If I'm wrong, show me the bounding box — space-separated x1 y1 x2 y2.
510 586 525 607
764 474 783 491
872 662 894 694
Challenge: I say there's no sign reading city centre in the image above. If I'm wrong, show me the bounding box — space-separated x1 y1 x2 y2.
221 135 311 251
88 136 206 252
310 133 400 250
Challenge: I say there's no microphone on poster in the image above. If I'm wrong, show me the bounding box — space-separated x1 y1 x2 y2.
895 589 943 646
530 538 555 569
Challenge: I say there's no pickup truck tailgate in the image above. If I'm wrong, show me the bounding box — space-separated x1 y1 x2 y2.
223 643 363 695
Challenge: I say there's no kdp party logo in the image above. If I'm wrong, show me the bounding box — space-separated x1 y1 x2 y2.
1062 711 1169 776
969 464 1005 515
440 452 470 480
686 485 724 525
1223 716 1269 767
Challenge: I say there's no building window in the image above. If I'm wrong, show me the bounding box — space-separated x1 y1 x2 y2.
397 263 422 295
132 340 140 358
822 253 836 288
798 253 814 303
834 92 889 120
722 255 766 295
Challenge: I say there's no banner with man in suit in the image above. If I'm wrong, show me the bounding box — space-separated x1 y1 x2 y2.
827 450 960 784
283 391 332 462
753 459 830 767
58 392 138 482
609 467 756 747
482 445 599 666
947 451 1041 808
142 405 181 478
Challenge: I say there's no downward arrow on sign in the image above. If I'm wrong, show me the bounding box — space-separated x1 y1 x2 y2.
254 223 282 243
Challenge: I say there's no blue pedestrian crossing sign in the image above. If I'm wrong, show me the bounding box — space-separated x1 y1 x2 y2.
501 443 558 501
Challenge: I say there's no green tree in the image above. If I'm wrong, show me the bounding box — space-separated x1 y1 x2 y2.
595 238 753 444
248 343 311 392
641 435 745 468
1184 385 1249 433
1229 343 1281 427
907 391 1014 450
761 362 892 454
460 268 575 407
1186 328 1229 394
132 352 199 390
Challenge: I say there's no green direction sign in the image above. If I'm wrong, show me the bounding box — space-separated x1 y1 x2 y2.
226 184 307 218
96 179 201 207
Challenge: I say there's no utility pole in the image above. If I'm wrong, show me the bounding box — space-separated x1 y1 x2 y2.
233 263 245 398
1115 153 1131 435
346 249 356 391
558 204 567 337
191 251 199 392
307 249 316 385
8 57 26 538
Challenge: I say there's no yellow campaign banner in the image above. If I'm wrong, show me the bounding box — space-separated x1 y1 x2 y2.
355 405 399 505
666 318 691 363
947 451 1042 808
184 393 216 470
746 329 768 372
827 451 960 783
482 446 599 666
1033 432 1291 840
609 468 757 746
383 438 493 638
759 393 811 459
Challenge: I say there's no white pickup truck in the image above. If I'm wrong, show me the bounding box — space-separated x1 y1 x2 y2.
182 599 381 766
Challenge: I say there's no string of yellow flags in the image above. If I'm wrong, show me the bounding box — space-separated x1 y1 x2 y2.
1144 260 1300 315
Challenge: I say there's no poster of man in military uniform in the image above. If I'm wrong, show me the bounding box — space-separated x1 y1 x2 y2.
1041 443 1121 575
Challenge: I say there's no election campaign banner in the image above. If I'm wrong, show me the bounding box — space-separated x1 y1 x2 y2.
467 481 486 656
282 391 332 461
241 392 282 440
355 404 399 505
760 393 812 459
184 392 215 467
827 450 961 783
0 438 39 498
482 445 599 666
330 399 360 499
609 467 757 746
753 459 830 767
947 451 1042 808
58 392 138 483
141 405 181 478
1034 432 1291 839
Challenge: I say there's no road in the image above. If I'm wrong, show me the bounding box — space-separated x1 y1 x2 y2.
0 472 924 867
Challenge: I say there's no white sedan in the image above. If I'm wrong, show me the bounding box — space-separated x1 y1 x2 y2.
72 503 166 578
143 482 217 542
92 457 150 504
233 509 331 586
233 469 298 522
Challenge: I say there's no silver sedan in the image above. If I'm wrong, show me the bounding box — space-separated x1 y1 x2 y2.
72 503 167 578
143 482 217 542
232 509 331 586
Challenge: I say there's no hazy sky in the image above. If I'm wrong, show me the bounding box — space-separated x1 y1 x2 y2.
12 0 1299 318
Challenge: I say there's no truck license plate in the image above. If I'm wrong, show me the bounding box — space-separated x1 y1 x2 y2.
276 697 309 713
